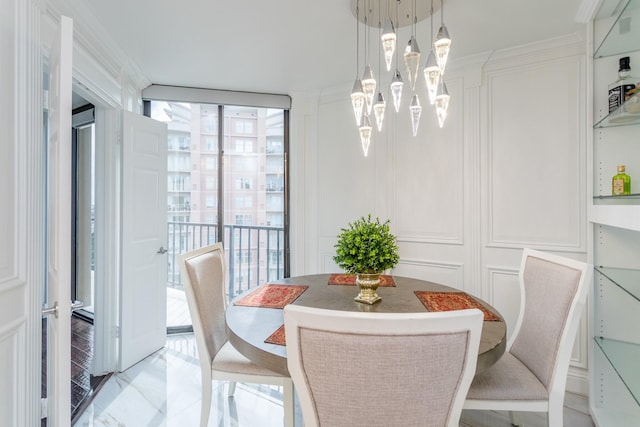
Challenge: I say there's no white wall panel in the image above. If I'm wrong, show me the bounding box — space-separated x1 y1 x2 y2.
1 0 42 423
393 259 464 289
0 0 16 284
485 55 586 251
0 324 22 427
395 77 465 244
486 267 521 341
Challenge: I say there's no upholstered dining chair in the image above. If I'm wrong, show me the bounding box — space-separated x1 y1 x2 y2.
463 248 592 426
179 243 294 427
283 305 484 427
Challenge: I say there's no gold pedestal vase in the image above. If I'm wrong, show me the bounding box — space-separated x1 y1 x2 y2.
354 272 382 304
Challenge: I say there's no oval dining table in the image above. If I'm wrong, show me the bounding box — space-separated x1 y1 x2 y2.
225 273 506 377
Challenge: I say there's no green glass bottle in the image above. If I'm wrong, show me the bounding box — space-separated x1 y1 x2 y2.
612 165 631 195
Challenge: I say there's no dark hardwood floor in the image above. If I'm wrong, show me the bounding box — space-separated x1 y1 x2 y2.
41 315 111 425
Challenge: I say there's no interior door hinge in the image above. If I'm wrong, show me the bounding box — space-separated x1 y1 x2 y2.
113 325 120 338
40 397 47 419
43 90 49 111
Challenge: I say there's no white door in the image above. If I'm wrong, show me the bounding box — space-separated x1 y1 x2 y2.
119 110 168 371
45 15 74 427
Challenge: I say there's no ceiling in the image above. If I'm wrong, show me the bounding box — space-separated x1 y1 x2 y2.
81 0 595 96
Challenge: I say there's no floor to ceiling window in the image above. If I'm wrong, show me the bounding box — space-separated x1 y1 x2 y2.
146 95 290 332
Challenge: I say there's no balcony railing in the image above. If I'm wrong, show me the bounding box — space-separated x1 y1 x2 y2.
167 221 285 298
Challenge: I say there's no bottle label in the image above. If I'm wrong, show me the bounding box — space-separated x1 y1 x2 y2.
613 178 625 195
609 84 637 113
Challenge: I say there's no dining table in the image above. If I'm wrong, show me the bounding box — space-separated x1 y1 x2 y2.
225 273 507 377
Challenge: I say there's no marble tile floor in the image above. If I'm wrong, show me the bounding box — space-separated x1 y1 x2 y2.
75 333 595 427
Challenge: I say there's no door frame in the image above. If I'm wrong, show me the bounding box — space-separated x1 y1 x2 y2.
68 78 122 377
77 94 120 375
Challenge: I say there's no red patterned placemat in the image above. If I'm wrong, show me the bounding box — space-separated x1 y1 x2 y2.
328 274 396 287
414 291 501 321
265 325 286 346
233 284 308 309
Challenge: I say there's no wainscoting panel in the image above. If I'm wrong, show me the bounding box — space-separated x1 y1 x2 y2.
0 322 23 425
393 259 464 290
394 77 465 245
484 53 586 252
485 266 520 342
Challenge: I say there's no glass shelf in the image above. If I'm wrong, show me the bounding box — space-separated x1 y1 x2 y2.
594 101 640 128
594 337 640 406
595 266 640 302
594 193 640 199
594 0 640 59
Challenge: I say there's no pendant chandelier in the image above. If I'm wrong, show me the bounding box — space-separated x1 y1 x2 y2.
351 0 451 156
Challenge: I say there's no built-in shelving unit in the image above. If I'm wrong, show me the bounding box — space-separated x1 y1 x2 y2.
590 0 640 234
590 1 640 425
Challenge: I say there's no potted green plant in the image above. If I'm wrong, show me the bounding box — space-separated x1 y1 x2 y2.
333 214 400 304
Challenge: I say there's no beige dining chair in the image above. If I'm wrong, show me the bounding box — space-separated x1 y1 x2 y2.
463 248 592 426
179 243 294 427
283 305 484 427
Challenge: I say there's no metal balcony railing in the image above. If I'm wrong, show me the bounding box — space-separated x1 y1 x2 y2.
167 221 285 298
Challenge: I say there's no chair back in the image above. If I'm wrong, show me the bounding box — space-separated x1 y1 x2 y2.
509 248 592 395
178 243 229 374
284 305 483 427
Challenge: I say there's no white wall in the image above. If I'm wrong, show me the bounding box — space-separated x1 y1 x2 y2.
290 32 590 394
0 0 45 424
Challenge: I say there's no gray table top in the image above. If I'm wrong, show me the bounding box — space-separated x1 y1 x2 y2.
226 274 506 376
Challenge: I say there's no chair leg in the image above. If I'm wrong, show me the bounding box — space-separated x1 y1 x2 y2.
282 379 295 427
227 381 237 397
548 401 564 427
201 376 212 427
509 411 522 426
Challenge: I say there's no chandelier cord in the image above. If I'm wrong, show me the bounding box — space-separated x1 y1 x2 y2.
364 0 370 68
413 0 417 37
356 0 360 75
430 0 434 45
378 0 382 78
395 0 399 67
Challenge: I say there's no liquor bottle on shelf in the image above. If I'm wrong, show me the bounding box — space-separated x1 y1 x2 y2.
608 56 639 114
612 165 631 195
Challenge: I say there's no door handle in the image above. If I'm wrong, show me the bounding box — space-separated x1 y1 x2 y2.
157 246 168 254
42 300 85 318
42 301 59 318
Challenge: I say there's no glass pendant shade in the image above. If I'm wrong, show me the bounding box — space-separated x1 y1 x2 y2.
361 65 377 115
390 70 403 113
435 80 450 128
423 50 440 105
381 18 396 72
351 78 365 125
404 36 421 91
373 91 386 132
359 113 373 156
434 24 451 74
409 94 422 136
